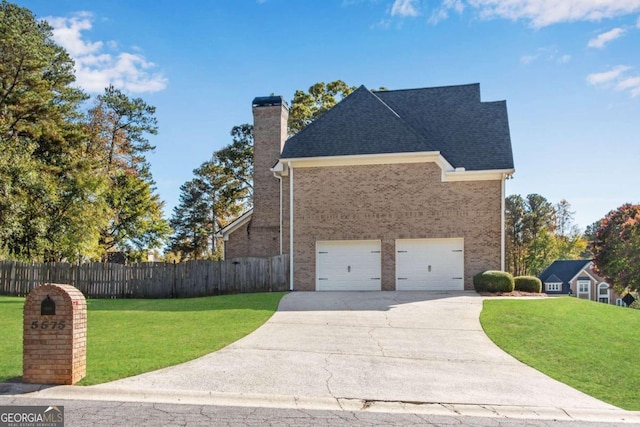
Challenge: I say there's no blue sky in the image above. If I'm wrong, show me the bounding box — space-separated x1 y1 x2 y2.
15 0 640 231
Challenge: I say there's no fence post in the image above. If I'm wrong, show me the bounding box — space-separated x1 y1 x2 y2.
172 261 177 298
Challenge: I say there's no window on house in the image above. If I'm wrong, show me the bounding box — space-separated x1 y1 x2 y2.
546 283 561 292
577 280 590 294
617 298 628 307
597 283 609 304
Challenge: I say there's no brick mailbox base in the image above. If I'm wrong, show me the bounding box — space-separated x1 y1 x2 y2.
23 284 87 385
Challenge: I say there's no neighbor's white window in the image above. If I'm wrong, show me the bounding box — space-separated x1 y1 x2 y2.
617 298 627 307
546 283 561 292
598 284 609 295
577 280 590 294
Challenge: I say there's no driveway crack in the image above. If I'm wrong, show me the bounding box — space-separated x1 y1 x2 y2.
368 327 386 357
322 353 336 399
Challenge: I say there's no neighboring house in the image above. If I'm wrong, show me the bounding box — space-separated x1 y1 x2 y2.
219 84 515 291
538 260 623 305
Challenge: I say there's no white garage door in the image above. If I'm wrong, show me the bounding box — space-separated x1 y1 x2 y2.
316 240 381 291
396 238 464 291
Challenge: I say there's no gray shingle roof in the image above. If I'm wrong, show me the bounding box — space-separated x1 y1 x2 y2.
544 274 563 283
280 84 514 171
538 260 592 284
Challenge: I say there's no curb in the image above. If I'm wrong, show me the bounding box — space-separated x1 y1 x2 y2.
5 384 640 424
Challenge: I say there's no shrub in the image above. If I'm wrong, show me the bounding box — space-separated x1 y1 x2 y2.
630 300 640 310
514 276 542 293
473 270 514 293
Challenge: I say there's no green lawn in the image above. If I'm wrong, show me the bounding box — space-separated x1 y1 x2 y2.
0 293 285 385
481 297 640 410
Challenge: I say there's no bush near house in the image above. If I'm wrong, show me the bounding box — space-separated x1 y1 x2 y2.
514 276 542 293
473 270 514 293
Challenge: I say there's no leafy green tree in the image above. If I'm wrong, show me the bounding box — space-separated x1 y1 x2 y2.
288 80 356 135
88 86 170 258
591 204 640 293
88 85 157 173
169 179 213 260
505 194 527 276
215 124 254 208
168 126 252 260
169 80 357 257
0 1 106 261
103 171 170 255
505 194 556 276
553 199 587 260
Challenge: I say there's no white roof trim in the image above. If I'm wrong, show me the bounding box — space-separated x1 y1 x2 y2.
569 261 597 283
278 152 514 182
445 168 515 182
217 210 252 240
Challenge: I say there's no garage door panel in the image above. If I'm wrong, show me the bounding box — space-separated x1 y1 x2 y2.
317 240 381 291
396 238 464 291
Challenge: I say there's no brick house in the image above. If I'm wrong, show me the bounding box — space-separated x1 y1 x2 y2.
220 84 515 291
539 260 624 305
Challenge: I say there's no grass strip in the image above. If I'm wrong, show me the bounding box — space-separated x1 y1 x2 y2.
0 293 285 385
481 297 639 410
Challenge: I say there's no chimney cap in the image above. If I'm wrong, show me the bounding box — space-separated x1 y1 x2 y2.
252 95 286 108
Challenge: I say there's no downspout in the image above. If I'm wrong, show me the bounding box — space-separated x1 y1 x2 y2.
500 173 506 271
288 162 294 291
272 170 283 255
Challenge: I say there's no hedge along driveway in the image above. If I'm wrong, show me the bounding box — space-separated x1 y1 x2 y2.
481 297 640 410
0 293 285 385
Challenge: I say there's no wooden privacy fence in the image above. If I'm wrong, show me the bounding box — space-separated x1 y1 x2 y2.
0 255 289 298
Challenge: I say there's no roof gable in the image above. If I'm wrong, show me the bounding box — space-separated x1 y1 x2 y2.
538 260 592 284
281 86 434 159
375 85 513 170
544 274 562 283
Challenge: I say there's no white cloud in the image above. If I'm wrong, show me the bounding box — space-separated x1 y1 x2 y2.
586 65 631 85
466 0 640 28
616 75 640 96
429 0 465 24
587 27 626 48
391 0 419 17
637 15 640 27
519 47 569 65
45 13 167 94
370 19 392 29
445 0 465 13
428 8 449 24
586 65 640 97
46 13 102 56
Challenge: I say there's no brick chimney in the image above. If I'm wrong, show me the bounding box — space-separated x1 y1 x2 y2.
249 96 289 257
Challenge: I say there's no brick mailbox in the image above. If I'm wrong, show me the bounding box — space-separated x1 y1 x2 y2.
23 284 87 385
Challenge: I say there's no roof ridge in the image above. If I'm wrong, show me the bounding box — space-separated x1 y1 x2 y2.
283 86 370 143
372 82 480 94
366 87 437 152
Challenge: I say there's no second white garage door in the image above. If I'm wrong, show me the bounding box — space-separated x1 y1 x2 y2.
396 238 464 291
316 240 381 291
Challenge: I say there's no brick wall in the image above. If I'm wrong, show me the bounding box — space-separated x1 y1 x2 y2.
23 284 86 385
290 163 503 291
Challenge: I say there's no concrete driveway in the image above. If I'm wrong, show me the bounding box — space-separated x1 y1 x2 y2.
23 291 640 422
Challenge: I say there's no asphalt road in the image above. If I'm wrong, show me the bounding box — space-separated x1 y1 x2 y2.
2 396 637 427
